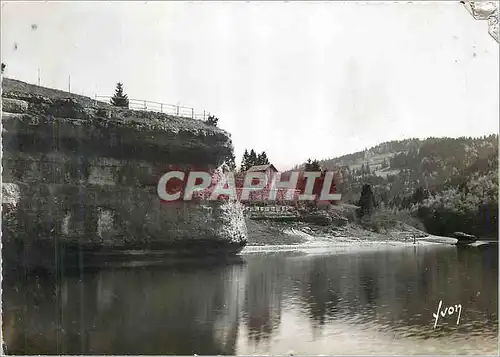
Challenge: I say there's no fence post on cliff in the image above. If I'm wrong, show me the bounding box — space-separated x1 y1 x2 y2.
176 105 180 116
203 110 206 120
144 100 147 110
160 103 163 113
191 108 194 119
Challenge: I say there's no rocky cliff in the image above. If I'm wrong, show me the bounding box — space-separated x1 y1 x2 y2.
1 78 247 273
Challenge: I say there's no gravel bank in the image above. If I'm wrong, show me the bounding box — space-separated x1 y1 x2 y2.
246 218 429 246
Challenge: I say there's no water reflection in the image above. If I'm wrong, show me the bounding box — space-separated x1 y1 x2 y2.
3 265 246 355
3 245 498 355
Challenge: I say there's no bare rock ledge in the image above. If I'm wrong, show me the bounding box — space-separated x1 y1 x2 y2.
1 78 247 273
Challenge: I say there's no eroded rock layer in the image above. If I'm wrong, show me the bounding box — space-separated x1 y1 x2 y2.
1 78 247 272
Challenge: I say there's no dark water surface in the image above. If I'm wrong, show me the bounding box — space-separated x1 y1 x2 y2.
3 244 498 355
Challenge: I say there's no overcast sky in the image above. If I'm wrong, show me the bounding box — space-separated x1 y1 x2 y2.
2 1 498 170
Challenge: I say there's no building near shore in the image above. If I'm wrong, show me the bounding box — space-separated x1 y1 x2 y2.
246 164 278 181
244 164 300 204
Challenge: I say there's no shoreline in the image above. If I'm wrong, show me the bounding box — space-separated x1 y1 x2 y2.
245 216 498 250
241 240 445 255
245 216 430 247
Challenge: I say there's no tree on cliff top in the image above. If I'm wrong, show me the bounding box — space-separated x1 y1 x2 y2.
206 114 219 126
1 63 5 74
110 82 129 108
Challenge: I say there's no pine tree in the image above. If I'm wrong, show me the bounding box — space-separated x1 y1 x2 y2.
240 149 250 171
263 152 270 165
241 149 271 170
249 149 258 167
226 152 236 171
110 82 129 108
206 114 219 126
304 159 321 171
257 151 270 165
1 63 5 74
357 184 376 218
256 152 263 165
412 186 428 204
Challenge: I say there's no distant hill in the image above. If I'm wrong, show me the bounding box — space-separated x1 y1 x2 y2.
294 135 498 204
292 135 498 238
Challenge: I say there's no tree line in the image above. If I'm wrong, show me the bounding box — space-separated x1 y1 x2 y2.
355 174 498 239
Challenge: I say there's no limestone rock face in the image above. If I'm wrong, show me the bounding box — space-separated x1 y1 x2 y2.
2 98 29 114
1 78 247 272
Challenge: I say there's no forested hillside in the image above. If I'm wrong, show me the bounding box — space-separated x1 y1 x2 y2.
296 135 498 238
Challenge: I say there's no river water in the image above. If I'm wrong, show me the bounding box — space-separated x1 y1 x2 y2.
2 243 498 355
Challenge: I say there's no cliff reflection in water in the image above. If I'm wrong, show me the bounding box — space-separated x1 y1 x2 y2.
3 245 498 355
3 264 246 355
